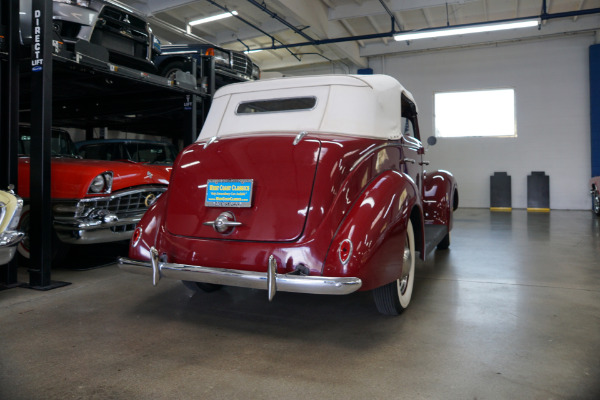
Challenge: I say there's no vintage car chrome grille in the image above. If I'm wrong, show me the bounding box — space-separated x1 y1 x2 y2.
101 7 147 33
53 186 167 219
231 52 253 77
98 6 149 47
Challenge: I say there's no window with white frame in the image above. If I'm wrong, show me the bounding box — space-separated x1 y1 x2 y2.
434 88 516 138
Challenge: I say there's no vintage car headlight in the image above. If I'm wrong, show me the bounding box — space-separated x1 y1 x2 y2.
88 172 113 194
54 0 91 7
210 49 231 68
152 35 161 54
251 64 260 80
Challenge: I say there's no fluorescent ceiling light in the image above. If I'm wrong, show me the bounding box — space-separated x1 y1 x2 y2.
244 49 263 54
394 19 540 41
189 11 238 26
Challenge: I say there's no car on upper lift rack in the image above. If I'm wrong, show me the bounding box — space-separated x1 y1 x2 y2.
119 74 459 315
16 127 171 265
154 43 260 93
19 0 161 72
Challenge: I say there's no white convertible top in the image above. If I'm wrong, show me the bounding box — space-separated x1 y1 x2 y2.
197 74 416 141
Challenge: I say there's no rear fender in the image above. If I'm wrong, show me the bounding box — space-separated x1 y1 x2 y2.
423 170 458 228
323 170 423 291
129 192 169 261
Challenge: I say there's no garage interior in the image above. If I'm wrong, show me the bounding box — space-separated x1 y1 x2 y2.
1 0 600 399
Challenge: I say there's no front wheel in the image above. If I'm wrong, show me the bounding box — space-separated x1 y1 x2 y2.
373 219 416 315
160 60 185 81
16 205 69 267
160 61 201 87
592 187 600 216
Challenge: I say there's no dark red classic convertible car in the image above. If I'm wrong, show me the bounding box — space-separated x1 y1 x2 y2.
119 74 458 315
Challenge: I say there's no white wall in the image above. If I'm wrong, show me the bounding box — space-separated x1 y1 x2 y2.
369 34 594 210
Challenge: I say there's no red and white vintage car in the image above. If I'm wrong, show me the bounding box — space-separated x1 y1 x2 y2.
119 74 458 315
17 128 171 263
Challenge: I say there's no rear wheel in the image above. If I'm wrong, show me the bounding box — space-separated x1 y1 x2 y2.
592 187 600 216
373 220 416 315
182 281 223 293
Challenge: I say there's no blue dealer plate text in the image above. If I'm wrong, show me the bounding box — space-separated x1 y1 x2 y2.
205 179 253 208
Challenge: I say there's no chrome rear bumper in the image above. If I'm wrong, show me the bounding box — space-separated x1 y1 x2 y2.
118 247 362 301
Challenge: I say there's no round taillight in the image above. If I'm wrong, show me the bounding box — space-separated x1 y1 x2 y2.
132 227 142 247
338 239 353 265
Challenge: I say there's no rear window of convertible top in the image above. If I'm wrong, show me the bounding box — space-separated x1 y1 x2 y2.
236 97 316 114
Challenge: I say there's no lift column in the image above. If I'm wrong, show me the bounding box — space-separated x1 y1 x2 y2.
26 0 67 289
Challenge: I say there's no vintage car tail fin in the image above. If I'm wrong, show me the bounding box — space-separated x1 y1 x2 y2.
165 135 321 242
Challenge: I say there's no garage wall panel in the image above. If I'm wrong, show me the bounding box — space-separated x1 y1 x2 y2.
591 44 600 177
371 35 593 210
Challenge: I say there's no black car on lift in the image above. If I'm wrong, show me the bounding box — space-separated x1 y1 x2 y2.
18 0 161 72
154 43 260 93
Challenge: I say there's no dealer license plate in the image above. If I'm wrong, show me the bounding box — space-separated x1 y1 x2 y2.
205 179 254 208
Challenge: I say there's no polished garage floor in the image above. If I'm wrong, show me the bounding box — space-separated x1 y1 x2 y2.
1 209 599 399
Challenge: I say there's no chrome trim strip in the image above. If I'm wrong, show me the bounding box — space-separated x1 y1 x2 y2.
53 214 142 231
203 136 218 149
293 131 308 145
71 186 167 207
118 254 363 298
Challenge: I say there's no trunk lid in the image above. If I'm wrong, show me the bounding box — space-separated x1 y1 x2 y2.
165 135 321 242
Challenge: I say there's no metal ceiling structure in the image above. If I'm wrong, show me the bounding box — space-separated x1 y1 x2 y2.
118 0 600 72
103 1 592 72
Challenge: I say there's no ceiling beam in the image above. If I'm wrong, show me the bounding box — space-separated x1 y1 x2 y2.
339 19 366 47
328 0 477 21
422 8 434 28
214 19 292 45
272 0 367 67
574 0 586 21
130 0 199 16
366 15 390 45
482 0 489 21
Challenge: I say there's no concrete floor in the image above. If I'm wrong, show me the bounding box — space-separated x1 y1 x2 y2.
1 208 599 399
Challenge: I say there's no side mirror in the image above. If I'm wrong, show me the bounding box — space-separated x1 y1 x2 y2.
427 136 437 146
